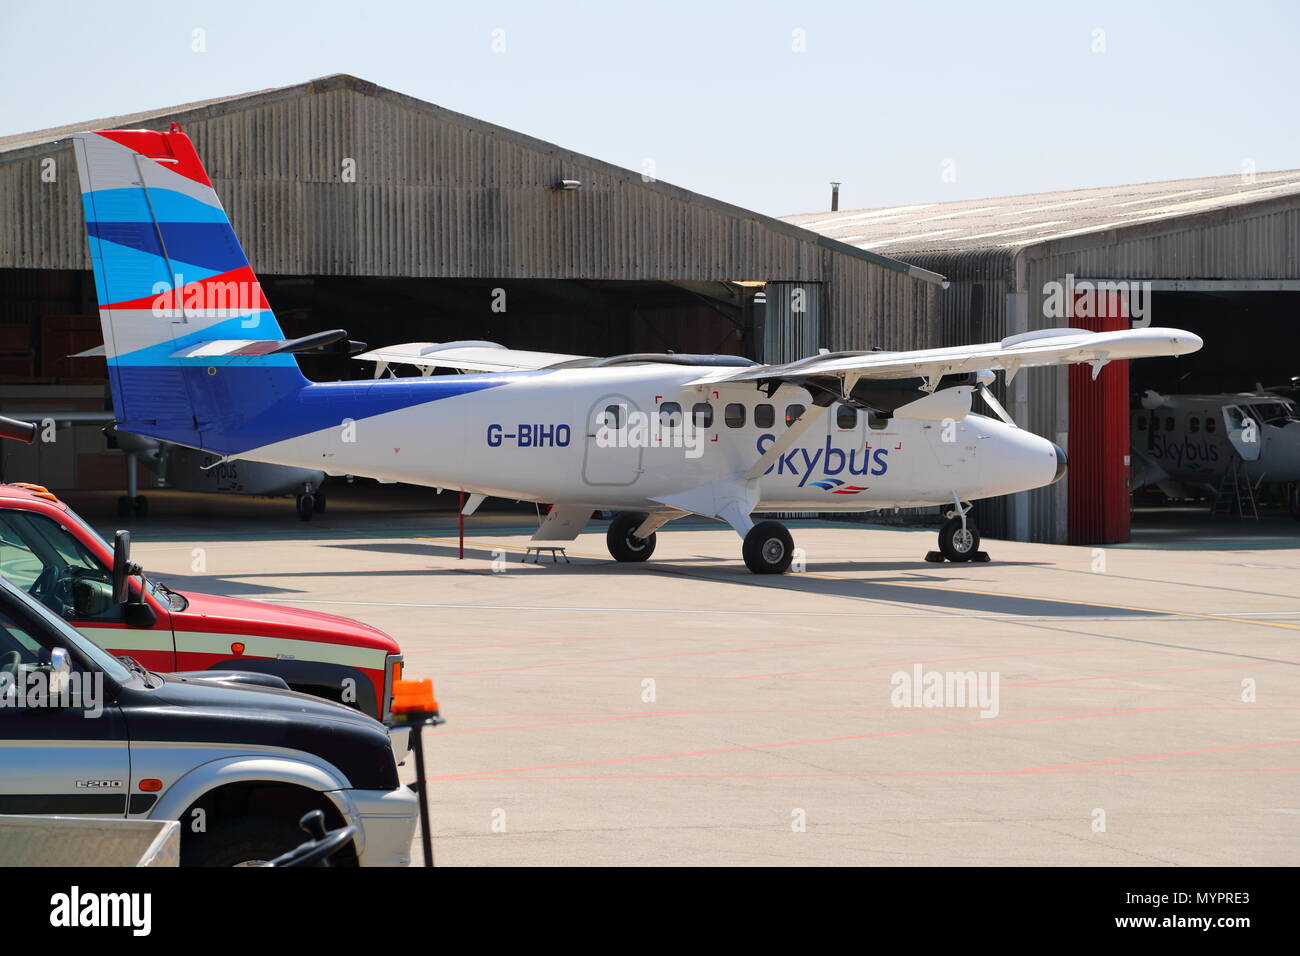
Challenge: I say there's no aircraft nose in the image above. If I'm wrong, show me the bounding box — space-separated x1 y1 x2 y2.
1050 442 1068 484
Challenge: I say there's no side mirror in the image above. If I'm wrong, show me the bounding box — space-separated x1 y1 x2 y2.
112 530 135 605
0 415 36 444
49 647 71 698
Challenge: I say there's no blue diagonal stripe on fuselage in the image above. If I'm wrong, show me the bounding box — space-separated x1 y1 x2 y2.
113 368 547 455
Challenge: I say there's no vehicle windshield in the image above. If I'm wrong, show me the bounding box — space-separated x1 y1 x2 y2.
0 577 133 684
73 518 181 608
0 510 177 618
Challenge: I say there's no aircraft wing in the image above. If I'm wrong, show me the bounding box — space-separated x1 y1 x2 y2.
354 340 590 374
684 327 1203 387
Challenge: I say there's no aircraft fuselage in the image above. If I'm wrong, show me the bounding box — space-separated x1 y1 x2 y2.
229 365 1062 513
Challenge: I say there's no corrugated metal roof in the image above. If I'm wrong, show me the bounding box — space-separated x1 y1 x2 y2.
0 73 941 284
784 170 1300 254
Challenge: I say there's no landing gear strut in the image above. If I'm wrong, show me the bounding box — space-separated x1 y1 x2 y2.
607 512 656 562
117 450 147 518
742 521 794 574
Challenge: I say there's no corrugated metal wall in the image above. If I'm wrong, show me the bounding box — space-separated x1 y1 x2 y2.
763 281 823 362
897 198 1300 543
0 77 939 351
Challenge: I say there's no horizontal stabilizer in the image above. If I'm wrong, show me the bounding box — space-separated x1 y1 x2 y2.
170 329 358 358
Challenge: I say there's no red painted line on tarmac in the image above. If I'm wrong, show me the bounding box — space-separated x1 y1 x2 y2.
434 704 1300 735
731 646 1131 680
439 704 1300 720
427 767 1300 782
424 706 1199 780
435 640 840 676
428 739 1300 781
1012 661 1286 686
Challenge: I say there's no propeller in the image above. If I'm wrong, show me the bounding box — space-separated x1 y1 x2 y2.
973 373 1018 428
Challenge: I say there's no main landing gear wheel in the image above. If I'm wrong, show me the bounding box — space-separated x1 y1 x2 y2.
313 493 327 514
297 493 316 521
607 512 656 562
938 516 981 562
743 521 794 574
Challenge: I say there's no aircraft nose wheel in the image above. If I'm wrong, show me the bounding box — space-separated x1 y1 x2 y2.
607 512 656 562
296 493 316 521
742 521 794 574
933 516 986 563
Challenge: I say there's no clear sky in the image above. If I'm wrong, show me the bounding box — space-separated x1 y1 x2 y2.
2 0 1296 217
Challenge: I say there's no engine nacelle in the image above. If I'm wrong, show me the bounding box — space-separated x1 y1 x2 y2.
893 386 974 422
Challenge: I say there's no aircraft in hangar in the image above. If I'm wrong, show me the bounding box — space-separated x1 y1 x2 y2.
1132 388 1300 517
1 405 328 519
68 123 1202 572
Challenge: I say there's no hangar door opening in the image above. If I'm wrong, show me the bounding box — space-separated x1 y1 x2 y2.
1126 289 1300 524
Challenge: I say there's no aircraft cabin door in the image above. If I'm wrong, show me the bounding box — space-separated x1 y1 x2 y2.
583 395 643 486
1223 404 1263 462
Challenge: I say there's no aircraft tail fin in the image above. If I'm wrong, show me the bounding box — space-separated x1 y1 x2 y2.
72 124 307 451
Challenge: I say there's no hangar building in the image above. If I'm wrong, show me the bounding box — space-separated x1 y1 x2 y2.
787 173 1300 544
0 73 942 492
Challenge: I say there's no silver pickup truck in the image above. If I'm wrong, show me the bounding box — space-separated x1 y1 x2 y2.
0 574 416 866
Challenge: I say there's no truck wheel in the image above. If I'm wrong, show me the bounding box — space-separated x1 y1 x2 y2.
184 816 308 867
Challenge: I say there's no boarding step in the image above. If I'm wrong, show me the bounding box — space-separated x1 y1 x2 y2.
1211 457 1259 519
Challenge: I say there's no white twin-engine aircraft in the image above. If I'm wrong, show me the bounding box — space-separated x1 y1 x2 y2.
71 124 1203 572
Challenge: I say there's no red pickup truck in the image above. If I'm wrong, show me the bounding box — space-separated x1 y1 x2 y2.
0 481 404 721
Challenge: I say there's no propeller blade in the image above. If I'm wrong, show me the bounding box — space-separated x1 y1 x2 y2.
975 384 1018 428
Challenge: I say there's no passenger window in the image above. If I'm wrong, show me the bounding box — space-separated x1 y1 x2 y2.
1136 417 1147 431
691 402 714 429
724 403 746 428
785 404 805 427
1165 416 1174 431
836 405 858 429
867 410 889 430
1189 417 1199 433
1206 417 1216 433
754 404 775 429
601 404 624 430
659 402 682 429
